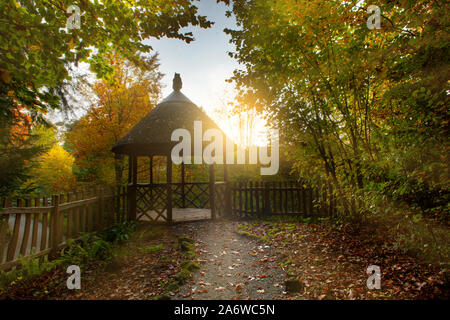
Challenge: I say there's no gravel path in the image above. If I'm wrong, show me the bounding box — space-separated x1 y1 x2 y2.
173 221 286 300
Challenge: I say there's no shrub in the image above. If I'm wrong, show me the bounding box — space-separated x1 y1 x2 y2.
59 234 112 266
99 221 136 243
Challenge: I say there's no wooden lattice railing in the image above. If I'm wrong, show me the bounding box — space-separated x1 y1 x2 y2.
0 186 127 271
172 182 210 209
134 182 213 222
136 183 168 221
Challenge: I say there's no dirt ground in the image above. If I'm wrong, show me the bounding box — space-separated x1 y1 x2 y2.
7 218 444 300
173 221 286 300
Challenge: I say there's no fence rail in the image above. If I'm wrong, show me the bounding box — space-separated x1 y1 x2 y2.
231 181 336 218
0 186 127 271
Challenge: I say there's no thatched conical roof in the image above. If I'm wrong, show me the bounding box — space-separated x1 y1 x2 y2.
112 73 226 156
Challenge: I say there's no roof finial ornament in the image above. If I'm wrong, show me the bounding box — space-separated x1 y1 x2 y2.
173 73 182 92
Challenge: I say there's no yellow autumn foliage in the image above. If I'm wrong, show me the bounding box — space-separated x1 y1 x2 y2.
33 144 77 194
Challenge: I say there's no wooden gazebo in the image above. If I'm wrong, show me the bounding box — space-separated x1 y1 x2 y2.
112 73 231 223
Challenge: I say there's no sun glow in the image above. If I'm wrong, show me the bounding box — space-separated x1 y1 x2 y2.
199 84 270 148
213 109 270 148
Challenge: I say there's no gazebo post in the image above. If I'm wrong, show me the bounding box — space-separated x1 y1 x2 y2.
209 164 216 219
128 155 132 184
181 161 186 208
132 155 137 184
166 155 173 223
127 155 137 221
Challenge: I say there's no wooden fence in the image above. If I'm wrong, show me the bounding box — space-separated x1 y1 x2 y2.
0 180 339 270
231 181 336 218
0 186 127 271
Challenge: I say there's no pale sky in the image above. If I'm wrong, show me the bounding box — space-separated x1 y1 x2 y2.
52 1 268 146
145 0 268 146
146 0 240 116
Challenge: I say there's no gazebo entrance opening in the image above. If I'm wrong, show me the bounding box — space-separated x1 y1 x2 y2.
129 156 229 223
112 74 231 224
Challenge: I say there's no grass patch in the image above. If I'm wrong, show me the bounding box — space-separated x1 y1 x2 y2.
139 243 163 254
181 260 200 272
236 224 271 243
138 226 164 241
178 236 196 258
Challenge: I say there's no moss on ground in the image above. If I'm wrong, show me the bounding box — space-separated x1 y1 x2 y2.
154 236 200 299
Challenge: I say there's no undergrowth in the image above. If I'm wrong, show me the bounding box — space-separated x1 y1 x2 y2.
236 199 449 271
0 221 136 299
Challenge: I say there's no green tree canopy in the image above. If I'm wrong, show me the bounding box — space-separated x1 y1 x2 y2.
225 0 449 216
0 0 226 115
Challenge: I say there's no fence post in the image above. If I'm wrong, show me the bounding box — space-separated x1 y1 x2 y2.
244 181 248 217
209 165 216 220
128 155 137 222
238 182 243 217
0 198 10 263
262 181 270 216
86 190 93 232
50 194 60 259
296 181 302 215
98 187 104 229
284 181 288 214
66 193 73 238
290 181 295 214
301 183 307 215
19 199 32 257
166 155 173 224
249 181 254 216
223 164 232 218
255 181 260 217
41 197 49 251
80 190 87 232
7 199 22 262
